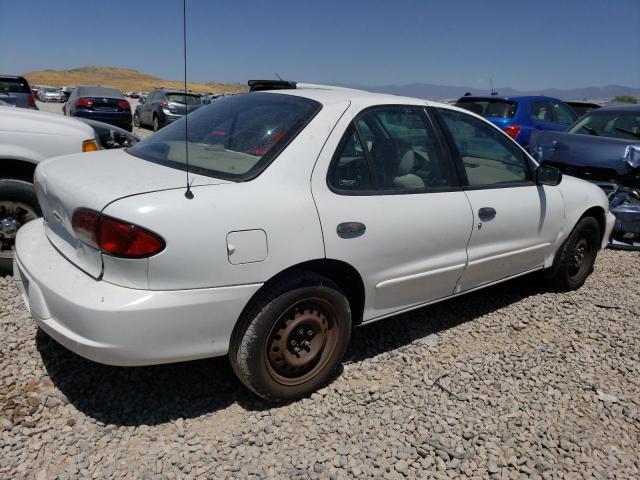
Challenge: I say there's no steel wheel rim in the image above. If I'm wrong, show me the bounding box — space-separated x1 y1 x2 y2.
0 201 38 259
568 237 590 279
265 297 339 386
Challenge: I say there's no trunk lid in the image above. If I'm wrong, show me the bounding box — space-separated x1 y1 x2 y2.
85 97 127 113
34 149 230 278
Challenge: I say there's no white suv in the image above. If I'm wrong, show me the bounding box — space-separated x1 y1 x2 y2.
14 82 614 401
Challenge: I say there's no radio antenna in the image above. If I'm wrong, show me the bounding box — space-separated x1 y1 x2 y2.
183 0 194 199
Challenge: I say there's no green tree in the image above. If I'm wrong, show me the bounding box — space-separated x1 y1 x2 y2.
612 95 637 104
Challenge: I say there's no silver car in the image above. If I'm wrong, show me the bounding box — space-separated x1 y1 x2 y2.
38 87 64 102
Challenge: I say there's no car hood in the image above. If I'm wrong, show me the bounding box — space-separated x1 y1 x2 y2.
0 106 94 138
35 149 231 277
529 130 640 176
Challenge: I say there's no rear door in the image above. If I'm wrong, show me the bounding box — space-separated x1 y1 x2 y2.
435 108 563 292
312 104 474 321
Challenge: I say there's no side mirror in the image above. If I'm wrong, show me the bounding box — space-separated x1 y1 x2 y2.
536 164 562 186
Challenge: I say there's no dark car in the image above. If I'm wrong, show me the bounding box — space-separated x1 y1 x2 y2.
76 118 140 149
134 88 203 131
0 75 38 110
63 85 132 131
530 105 640 250
455 95 578 148
566 101 601 118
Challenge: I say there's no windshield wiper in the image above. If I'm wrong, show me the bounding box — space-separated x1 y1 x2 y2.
581 125 599 136
614 127 640 139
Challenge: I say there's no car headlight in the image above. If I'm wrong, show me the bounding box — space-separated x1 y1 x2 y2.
624 145 640 169
82 139 100 152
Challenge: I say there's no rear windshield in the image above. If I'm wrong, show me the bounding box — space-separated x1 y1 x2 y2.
76 86 123 98
568 110 640 140
455 99 517 118
0 77 31 94
44 87 60 93
166 93 201 105
128 92 322 180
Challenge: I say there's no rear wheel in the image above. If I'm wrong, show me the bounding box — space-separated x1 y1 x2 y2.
0 179 41 274
229 271 351 402
545 216 600 291
152 115 160 132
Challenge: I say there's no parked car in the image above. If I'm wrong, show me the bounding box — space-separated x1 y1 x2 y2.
530 104 640 250
133 88 203 131
14 82 613 402
0 108 99 272
38 86 64 102
566 101 601 118
63 85 132 131
61 86 75 102
0 75 38 109
455 95 578 147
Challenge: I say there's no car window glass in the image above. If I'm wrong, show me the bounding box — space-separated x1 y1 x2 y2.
531 101 554 122
552 102 576 125
439 109 530 186
569 111 640 140
355 107 457 190
329 124 372 191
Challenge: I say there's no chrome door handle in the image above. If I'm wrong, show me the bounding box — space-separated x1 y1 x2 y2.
337 222 366 238
478 207 496 221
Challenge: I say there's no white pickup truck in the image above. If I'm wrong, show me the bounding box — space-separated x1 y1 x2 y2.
0 107 138 272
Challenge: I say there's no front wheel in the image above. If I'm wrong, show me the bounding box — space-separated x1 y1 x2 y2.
229 271 351 402
0 179 41 274
545 216 600 291
152 115 160 132
133 112 140 128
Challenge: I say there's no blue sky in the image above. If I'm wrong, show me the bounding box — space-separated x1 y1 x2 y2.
1 0 639 90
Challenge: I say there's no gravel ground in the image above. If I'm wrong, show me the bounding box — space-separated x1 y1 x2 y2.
35 99 154 140
1 249 639 479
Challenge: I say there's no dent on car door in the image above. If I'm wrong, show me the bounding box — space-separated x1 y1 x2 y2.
436 108 564 292
312 105 474 322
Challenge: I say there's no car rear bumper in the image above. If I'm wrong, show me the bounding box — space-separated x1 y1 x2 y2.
73 111 132 129
14 219 261 366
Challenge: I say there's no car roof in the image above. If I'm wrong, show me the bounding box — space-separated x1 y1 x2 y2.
457 95 565 102
592 104 640 113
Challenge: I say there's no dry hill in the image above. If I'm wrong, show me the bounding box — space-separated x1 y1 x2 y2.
22 66 246 94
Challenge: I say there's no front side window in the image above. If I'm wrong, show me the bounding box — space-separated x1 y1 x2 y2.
128 92 321 180
531 101 554 122
438 109 531 186
552 102 576 125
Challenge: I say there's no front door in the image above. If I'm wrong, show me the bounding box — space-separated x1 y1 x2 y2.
435 108 563 292
312 104 474 321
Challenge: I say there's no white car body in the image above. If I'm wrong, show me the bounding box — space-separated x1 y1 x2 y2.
14 87 615 370
38 88 64 102
0 107 96 164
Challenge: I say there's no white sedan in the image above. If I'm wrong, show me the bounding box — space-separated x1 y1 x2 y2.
14 82 615 401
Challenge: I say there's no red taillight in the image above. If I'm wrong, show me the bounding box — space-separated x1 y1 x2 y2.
27 94 36 108
117 100 130 110
76 97 93 108
503 125 521 139
72 208 165 258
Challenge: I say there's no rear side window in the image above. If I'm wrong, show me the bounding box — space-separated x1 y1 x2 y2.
455 99 517 118
166 93 201 105
128 92 321 180
0 77 31 94
438 109 531 187
329 106 459 193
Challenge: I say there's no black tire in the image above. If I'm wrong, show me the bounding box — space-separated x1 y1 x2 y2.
545 216 600 292
0 179 41 274
229 271 352 402
133 112 140 128
152 115 160 132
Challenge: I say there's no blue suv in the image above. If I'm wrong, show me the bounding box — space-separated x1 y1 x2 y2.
455 95 578 148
